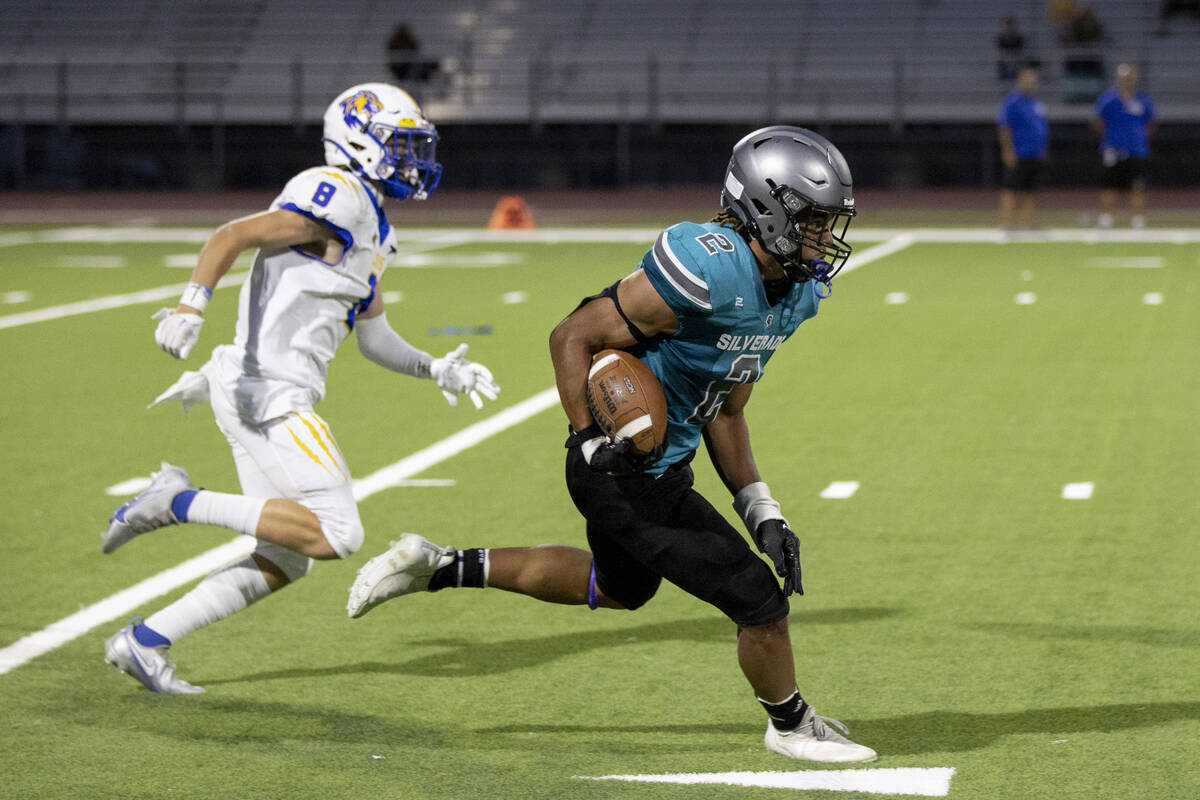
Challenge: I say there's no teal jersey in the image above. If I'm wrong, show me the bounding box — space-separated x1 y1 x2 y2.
636 221 822 475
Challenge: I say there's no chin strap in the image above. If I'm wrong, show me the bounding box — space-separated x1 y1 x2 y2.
809 259 834 298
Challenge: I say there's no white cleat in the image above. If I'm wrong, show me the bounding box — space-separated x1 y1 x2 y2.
347 533 455 619
764 705 878 763
102 462 194 554
103 623 205 694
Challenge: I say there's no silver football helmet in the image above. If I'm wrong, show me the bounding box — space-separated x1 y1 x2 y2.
322 83 442 200
720 125 856 288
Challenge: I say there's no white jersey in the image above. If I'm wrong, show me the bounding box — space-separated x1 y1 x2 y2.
207 166 398 423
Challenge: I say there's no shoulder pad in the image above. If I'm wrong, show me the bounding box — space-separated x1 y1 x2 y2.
278 168 371 225
275 168 379 248
643 223 723 312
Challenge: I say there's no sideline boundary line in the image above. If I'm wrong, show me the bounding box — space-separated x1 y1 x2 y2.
4 225 1200 249
0 233 918 330
0 388 561 676
7 225 1196 329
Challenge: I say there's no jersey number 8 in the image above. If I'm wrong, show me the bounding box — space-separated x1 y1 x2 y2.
312 181 337 207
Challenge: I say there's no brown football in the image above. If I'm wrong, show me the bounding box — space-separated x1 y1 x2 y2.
585 349 668 456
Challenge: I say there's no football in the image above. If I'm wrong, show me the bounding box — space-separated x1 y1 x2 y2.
585 349 668 456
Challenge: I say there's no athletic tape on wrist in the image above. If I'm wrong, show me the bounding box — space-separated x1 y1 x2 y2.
179 282 212 313
580 435 605 464
733 481 786 533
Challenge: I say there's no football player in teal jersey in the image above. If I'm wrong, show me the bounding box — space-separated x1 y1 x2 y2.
349 126 876 763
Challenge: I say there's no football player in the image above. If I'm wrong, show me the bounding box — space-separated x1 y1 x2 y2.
348 126 876 763
101 83 499 694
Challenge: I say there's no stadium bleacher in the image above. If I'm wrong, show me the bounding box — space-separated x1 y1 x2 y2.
1 0 1196 125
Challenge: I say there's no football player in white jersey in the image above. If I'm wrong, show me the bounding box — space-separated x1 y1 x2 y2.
100 83 499 694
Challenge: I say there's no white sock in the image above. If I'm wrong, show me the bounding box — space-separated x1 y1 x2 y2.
145 556 273 642
185 490 267 536
1098 213 1114 229
1131 214 1146 229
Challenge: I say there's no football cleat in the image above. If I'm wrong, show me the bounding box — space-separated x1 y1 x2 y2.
347 533 455 619
104 622 204 694
102 462 194 554
764 705 878 763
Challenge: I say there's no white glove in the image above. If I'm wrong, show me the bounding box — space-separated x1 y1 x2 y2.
429 343 500 409
152 308 204 359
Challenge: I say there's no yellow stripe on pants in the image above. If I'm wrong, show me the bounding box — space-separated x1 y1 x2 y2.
283 419 333 476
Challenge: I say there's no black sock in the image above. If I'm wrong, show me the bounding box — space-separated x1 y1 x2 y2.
759 690 809 732
427 548 488 591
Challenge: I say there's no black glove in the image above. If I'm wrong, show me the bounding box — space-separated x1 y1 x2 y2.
754 519 804 596
567 424 659 476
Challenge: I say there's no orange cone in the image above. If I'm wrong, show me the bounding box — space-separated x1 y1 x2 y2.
487 195 535 230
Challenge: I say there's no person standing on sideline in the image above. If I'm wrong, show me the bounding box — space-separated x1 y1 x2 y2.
996 65 1049 231
100 82 499 694
346 126 877 764
1093 63 1156 229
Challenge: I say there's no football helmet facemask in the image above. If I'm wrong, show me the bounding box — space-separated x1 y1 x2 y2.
322 83 442 200
720 125 856 289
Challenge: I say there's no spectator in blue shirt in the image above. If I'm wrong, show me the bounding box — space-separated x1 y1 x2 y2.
996 66 1049 230
1092 63 1156 229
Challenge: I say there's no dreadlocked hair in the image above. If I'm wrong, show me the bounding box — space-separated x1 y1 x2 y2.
710 210 751 242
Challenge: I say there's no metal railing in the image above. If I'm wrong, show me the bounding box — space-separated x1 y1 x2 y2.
1 50 1197 127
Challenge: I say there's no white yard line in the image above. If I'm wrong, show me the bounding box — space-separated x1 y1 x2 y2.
576 767 957 796
821 481 861 499
0 387 561 675
0 276 246 330
0 240 457 330
4 225 1200 250
3 224 1197 331
834 233 916 276
1062 482 1095 500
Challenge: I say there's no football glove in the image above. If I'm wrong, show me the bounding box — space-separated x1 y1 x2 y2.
734 481 804 596
152 308 204 360
753 519 804 596
568 424 659 476
430 343 500 409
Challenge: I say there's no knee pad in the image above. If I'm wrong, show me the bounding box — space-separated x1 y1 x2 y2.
255 541 313 582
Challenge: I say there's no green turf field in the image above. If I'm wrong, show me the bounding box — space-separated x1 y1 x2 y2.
1 226 1198 799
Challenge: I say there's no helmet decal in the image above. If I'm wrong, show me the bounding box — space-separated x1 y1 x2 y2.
340 90 384 128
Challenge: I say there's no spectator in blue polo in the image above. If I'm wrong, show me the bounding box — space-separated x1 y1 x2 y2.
996 65 1049 230
1093 63 1156 229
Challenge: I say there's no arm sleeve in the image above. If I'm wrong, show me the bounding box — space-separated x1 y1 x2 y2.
356 313 433 378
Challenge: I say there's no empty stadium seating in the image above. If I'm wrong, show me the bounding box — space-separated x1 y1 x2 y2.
0 0 1195 124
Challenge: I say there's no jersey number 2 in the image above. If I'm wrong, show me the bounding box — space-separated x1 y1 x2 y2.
686 354 762 424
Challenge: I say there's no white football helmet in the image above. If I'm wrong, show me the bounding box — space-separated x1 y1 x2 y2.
322 83 442 200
